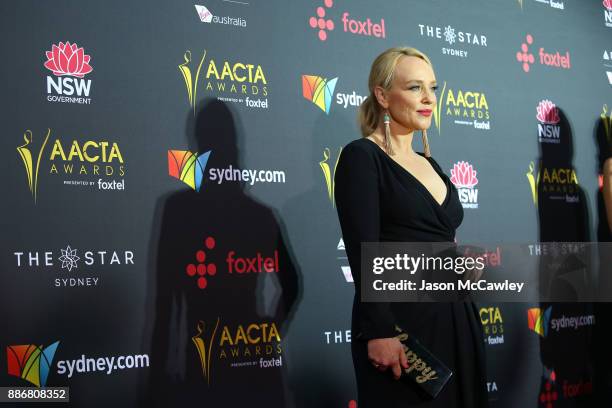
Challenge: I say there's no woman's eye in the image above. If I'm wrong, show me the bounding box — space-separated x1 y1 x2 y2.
431 86 439 92
408 85 420 91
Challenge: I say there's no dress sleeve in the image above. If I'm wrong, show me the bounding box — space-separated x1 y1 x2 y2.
334 143 397 340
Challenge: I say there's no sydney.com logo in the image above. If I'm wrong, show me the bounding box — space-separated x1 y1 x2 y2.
167 149 286 191
7 341 149 386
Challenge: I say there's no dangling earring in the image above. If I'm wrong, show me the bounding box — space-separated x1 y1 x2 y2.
422 129 431 158
383 111 395 156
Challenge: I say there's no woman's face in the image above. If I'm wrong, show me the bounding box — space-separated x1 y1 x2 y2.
377 56 437 133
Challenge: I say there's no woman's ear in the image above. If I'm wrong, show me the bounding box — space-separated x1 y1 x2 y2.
373 86 389 110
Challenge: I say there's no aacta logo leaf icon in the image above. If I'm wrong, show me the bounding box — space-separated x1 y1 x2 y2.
450 161 478 189
604 0 612 10
536 100 560 124
44 42 93 78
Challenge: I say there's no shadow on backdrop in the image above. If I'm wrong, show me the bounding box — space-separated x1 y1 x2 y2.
281 111 357 407
593 108 612 406
534 107 594 407
140 99 299 407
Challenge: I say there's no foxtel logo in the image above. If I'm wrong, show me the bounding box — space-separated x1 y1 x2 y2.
516 34 571 73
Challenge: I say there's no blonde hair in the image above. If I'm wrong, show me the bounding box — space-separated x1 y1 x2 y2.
359 47 433 137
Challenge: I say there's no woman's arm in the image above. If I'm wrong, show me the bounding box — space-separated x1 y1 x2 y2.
335 143 408 378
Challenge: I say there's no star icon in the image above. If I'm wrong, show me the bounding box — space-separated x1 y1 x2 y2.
58 245 80 271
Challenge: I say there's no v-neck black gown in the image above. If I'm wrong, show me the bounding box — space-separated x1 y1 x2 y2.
334 138 488 408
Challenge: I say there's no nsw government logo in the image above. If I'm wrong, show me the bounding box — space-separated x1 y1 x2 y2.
44 41 93 104
537 100 561 144
604 0 612 28
450 161 479 209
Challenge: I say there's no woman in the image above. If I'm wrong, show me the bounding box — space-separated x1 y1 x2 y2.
334 47 488 407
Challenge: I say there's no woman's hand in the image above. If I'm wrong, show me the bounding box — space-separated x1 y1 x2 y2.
367 337 409 379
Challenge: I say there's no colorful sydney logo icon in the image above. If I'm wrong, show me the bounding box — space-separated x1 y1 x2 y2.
528 307 552 337
302 75 338 114
7 342 60 387
167 150 212 192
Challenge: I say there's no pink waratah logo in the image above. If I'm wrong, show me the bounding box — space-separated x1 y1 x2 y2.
450 162 479 189
44 42 93 78
604 0 612 11
536 100 560 124
308 0 335 41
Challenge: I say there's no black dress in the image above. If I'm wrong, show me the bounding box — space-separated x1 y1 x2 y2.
334 138 488 408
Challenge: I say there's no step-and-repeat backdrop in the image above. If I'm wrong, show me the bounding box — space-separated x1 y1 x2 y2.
2 0 612 406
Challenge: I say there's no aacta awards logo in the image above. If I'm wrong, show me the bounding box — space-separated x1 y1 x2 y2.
307 0 386 42
178 49 268 111
17 129 126 203
479 306 504 346
604 0 612 28
526 161 579 205
7 342 60 387
183 237 280 290
14 245 135 288
320 147 342 206
302 75 365 114
537 100 561 144
433 82 490 133
44 41 93 104
516 34 571 73
450 161 479 209
417 24 488 59
192 318 283 385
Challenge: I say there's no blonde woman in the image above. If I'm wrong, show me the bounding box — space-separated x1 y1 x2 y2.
335 47 487 407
